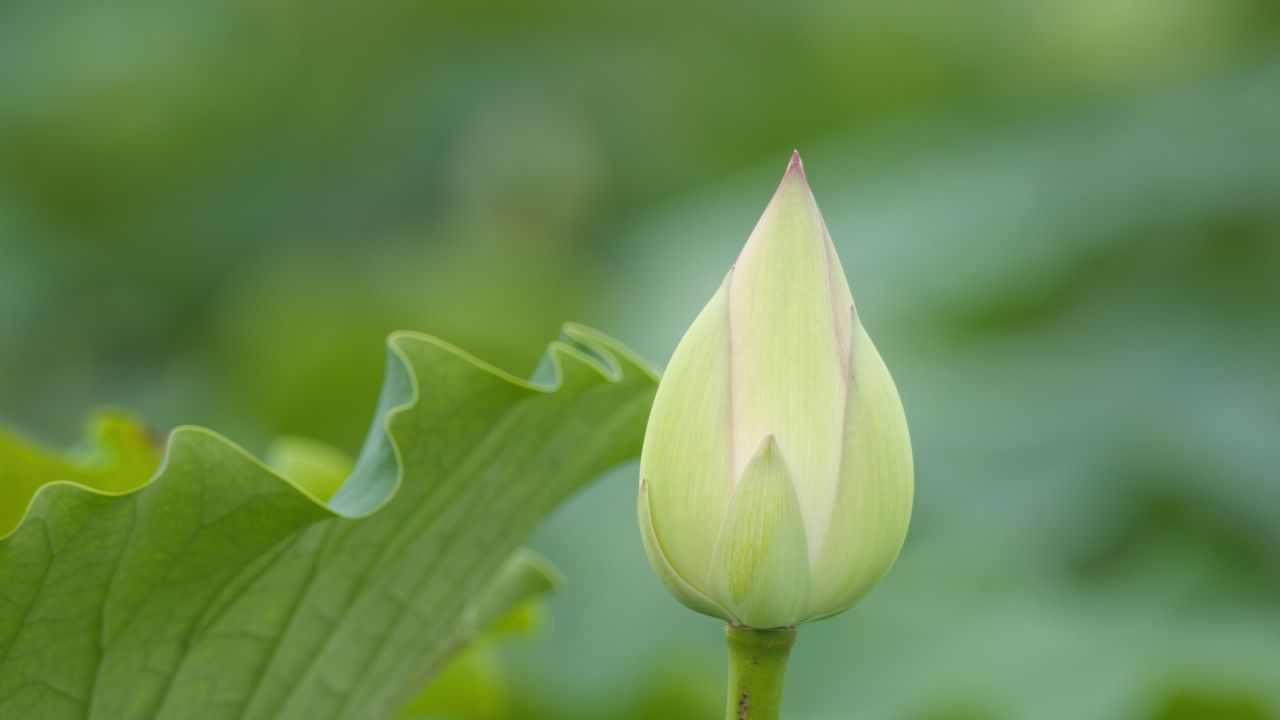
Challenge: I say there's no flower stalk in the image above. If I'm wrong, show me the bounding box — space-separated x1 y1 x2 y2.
724 624 796 720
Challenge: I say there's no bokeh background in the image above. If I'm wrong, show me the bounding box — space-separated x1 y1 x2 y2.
3 1 1279 718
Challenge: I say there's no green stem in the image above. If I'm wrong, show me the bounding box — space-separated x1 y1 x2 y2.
724 624 796 720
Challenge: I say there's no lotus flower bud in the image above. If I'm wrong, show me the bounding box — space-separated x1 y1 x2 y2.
638 152 913 629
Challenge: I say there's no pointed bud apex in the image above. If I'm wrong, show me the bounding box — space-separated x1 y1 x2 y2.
638 154 913 628
787 149 804 175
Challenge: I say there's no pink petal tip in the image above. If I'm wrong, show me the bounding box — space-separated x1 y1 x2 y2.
787 150 805 176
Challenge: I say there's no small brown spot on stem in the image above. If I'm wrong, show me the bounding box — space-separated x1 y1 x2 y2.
738 690 750 719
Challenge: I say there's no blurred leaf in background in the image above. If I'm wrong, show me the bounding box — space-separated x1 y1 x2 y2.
397 567 557 720
2 0 1279 717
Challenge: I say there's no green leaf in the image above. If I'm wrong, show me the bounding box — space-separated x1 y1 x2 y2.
0 411 163 537
393 549 560 720
396 648 508 720
264 436 356 504
0 325 657 719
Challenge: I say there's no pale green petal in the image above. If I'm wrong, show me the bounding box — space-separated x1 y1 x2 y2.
728 160 854 554
807 317 913 620
638 274 736 590
637 479 732 620
708 437 811 629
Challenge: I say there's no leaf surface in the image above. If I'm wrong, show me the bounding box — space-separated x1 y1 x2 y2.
0 325 656 719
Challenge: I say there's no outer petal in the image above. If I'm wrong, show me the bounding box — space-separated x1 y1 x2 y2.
708 436 811 629
638 478 732 620
807 315 913 620
728 156 854 555
638 274 735 593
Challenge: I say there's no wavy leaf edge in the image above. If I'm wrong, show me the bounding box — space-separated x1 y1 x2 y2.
0 323 660 543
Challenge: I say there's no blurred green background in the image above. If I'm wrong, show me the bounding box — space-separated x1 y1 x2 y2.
3 0 1279 718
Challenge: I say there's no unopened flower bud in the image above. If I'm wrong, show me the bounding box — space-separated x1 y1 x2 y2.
639 152 913 629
